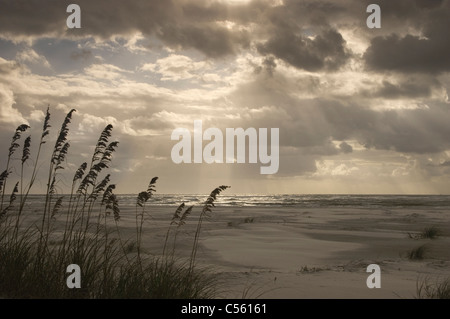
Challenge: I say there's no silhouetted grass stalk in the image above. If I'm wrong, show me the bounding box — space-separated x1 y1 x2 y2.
136 177 158 263
163 202 184 256
189 186 230 272
17 108 50 225
1 124 29 212
0 108 224 298
41 109 75 250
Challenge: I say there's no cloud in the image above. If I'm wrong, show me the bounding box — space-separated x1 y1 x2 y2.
0 0 251 58
371 80 433 99
228 73 450 155
363 4 450 74
414 0 445 9
157 23 250 58
314 160 359 177
319 100 450 154
364 33 450 74
78 113 117 134
0 0 65 40
16 48 51 68
339 141 353 153
0 0 355 63
0 84 27 125
1 0 450 194
70 49 94 61
0 57 21 75
260 56 277 76
84 64 131 80
141 54 210 82
257 27 351 71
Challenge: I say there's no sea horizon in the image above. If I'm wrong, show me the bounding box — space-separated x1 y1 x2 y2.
22 193 450 209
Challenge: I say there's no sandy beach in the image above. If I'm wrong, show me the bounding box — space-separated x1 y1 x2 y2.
107 204 450 299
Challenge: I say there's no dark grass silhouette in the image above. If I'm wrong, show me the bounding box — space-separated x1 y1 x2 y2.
420 226 441 239
406 244 429 260
0 107 228 298
416 276 450 299
408 226 441 240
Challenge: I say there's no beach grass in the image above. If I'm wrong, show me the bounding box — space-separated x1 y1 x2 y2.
416 277 450 299
0 108 227 299
420 226 441 239
408 226 441 240
406 244 429 261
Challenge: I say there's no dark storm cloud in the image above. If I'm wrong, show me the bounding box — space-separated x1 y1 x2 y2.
0 0 176 37
0 0 249 58
157 23 250 58
364 33 450 74
363 2 450 74
181 1 228 22
414 0 445 9
257 27 350 72
1 0 449 69
0 0 65 37
339 142 353 154
0 0 352 65
250 0 353 72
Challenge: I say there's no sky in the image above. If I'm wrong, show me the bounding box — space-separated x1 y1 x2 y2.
1 0 450 195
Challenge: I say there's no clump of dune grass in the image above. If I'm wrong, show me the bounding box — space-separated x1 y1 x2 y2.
408 226 441 240
239 272 280 299
114 258 219 299
406 244 429 260
299 265 322 273
420 226 441 239
416 276 450 299
0 107 227 299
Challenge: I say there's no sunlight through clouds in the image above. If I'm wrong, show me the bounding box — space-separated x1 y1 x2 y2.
0 0 449 194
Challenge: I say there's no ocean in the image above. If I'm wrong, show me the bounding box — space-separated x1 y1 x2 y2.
23 194 450 209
